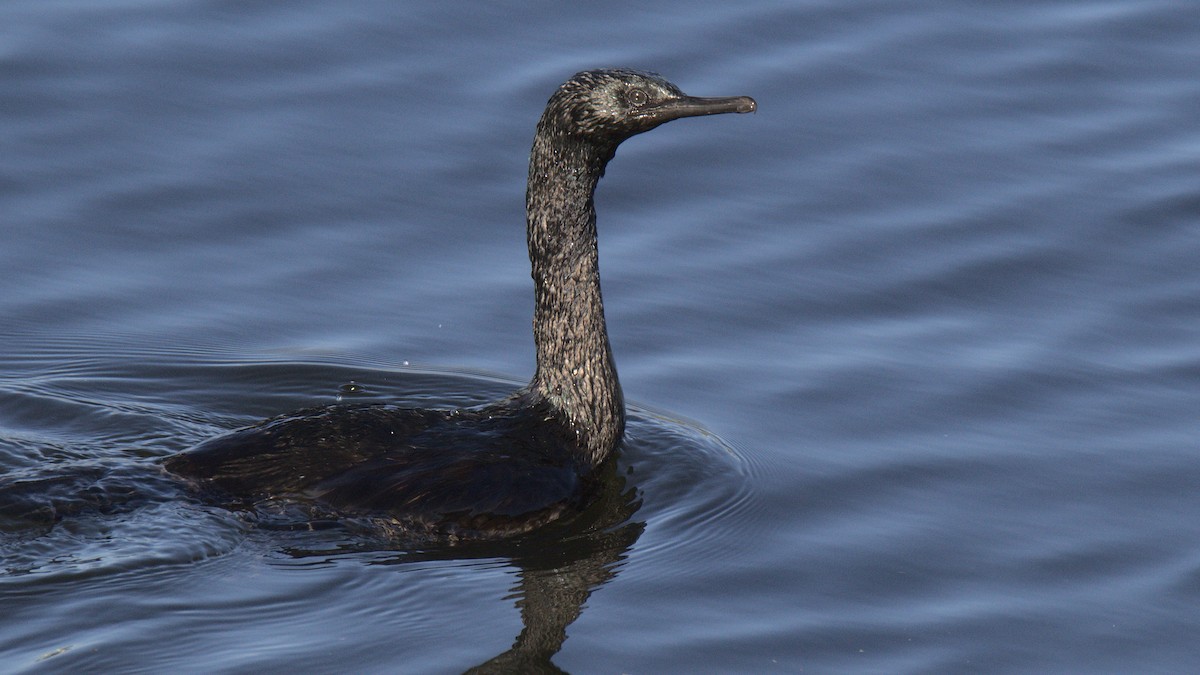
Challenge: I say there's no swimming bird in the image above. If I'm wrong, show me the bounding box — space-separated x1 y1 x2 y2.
164 69 755 539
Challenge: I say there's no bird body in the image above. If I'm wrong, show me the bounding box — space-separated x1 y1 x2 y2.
164 69 755 538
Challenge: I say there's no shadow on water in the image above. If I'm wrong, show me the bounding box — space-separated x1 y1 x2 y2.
1 459 642 674
269 454 646 674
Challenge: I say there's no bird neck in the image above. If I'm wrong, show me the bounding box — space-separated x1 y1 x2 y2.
525 130 625 466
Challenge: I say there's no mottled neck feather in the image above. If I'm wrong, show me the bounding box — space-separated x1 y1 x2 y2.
525 126 625 468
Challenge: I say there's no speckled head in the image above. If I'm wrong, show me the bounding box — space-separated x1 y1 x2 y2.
538 68 757 147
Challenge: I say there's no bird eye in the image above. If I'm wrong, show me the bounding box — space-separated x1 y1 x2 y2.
627 89 649 107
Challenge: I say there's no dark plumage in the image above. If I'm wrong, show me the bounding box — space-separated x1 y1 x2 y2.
164 69 755 539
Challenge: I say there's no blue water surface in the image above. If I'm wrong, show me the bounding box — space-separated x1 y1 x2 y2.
2 1 1199 672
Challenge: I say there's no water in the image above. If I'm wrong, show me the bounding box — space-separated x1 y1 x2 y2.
2 0 1198 672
